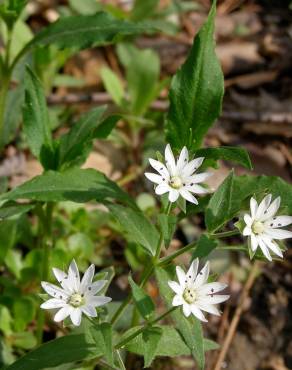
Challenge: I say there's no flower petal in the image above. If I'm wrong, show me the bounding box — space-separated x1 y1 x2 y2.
168 280 183 295
190 305 207 322
200 294 230 305
261 235 283 258
186 259 199 284
259 196 281 221
258 237 272 261
198 282 228 296
265 215 292 228
87 296 112 307
264 228 292 240
176 266 186 286
85 280 107 296
194 261 210 288
40 299 66 309
243 226 252 236
149 158 169 178
186 184 208 194
54 306 73 322
81 305 97 317
168 189 179 203
41 282 68 300
80 264 95 294
182 157 204 177
172 295 184 306
68 259 80 292
176 147 189 171
145 172 163 185
155 183 171 195
250 197 258 218
197 302 220 316
70 308 82 326
52 268 72 292
182 303 191 317
179 189 198 204
255 194 272 219
244 214 253 227
165 144 177 175
189 172 211 184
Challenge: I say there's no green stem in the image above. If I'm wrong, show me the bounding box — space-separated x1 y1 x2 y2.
36 202 54 345
158 240 197 267
116 350 126 370
210 229 240 239
115 307 177 349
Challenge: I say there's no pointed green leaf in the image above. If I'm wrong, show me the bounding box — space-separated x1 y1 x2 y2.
192 234 218 259
129 275 155 320
90 322 113 366
165 0 224 150
101 67 124 106
142 326 162 367
157 213 177 248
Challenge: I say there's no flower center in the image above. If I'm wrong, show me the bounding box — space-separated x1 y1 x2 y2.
69 293 84 308
183 287 196 304
169 176 183 189
252 221 265 235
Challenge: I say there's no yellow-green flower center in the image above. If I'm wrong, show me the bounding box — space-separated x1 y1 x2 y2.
252 221 265 235
169 176 182 189
69 293 84 307
183 287 196 304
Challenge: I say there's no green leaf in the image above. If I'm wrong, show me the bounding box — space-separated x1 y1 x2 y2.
0 168 136 208
128 275 155 320
23 66 54 169
195 146 252 169
0 201 34 219
69 0 102 15
28 12 152 50
0 219 18 263
155 266 205 369
192 234 218 259
90 323 113 366
117 43 160 115
58 106 107 169
101 67 124 106
11 332 37 350
0 304 12 335
142 326 162 367
13 297 35 332
93 114 120 139
157 213 177 248
165 0 224 150
108 204 159 256
131 0 159 21
6 334 99 370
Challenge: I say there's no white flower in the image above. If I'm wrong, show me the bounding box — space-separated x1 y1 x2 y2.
243 194 292 261
168 259 229 322
40 260 112 326
145 144 211 204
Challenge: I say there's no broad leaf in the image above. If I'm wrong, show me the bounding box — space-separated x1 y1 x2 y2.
131 0 159 21
23 67 54 169
155 266 205 369
192 234 218 259
142 326 162 367
101 67 124 106
58 106 107 169
6 334 99 370
0 219 18 263
165 0 224 150
0 201 34 219
93 114 120 139
196 146 252 169
129 275 155 320
0 168 136 207
90 322 113 366
157 213 177 248
108 204 159 256
28 12 151 50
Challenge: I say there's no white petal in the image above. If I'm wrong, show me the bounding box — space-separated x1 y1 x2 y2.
264 228 292 240
265 216 292 228
165 144 177 175
145 172 163 185
85 280 107 296
149 158 169 178
250 234 258 252
41 282 69 300
87 296 112 307
52 268 72 292
186 259 199 284
186 184 208 194
80 264 95 294
261 235 283 258
172 295 184 306
194 262 210 288
259 196 281 221
198 282 228 295
250 197 258 218
182 303 191 317
81 305 97 317
197 302 220 316
176 147 189 171
258 237 272 261
155 183 171 195
54 306 73 322
176 266 186 286
188 172 211 184
40 299 66 309
200 294 230 305
179 189 198 204
68 259 80 292
70 308 82 326
244 214 253 227
190 305 207 322
168 280 183 295
255 194 272 219
168 189 179 203
243 226 252 236
182 157 204 177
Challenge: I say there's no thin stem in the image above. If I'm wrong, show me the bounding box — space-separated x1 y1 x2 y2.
210 230 240 239
115 306 177 349
116 350 126 370
158 241 197 267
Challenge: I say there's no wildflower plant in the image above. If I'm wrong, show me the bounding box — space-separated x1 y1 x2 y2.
0 1 291 370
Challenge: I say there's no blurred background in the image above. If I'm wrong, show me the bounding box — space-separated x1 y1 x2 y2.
0 1 291 369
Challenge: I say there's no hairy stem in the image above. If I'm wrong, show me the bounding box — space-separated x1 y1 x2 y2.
210 229 240 239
